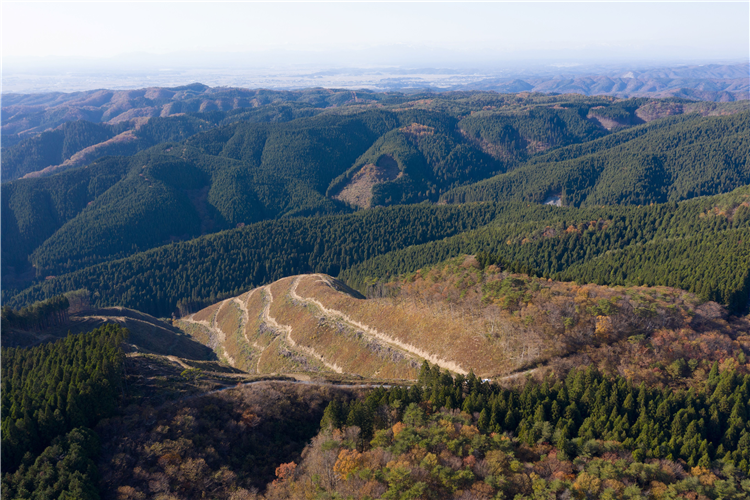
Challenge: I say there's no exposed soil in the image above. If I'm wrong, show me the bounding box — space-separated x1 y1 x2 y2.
21 130 140 179
334 154 400 208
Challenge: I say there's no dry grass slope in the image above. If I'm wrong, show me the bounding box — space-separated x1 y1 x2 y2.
177 255 750 383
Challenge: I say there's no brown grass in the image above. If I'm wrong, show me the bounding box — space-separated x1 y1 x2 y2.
216 301 242 339
193 301 222 323
178 255 750 384
296 274 510 377
271 277 418 379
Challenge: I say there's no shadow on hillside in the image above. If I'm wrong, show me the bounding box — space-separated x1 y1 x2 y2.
90 307 216 360
98 381 361 497
2 307 216 361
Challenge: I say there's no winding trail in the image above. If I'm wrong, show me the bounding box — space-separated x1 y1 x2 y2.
180 300 236 367
154 366 543 413
263 284 344 374
166 355 192 370
290 275 469 375
234 289 254 325
494 366 542 381
235 288 270 373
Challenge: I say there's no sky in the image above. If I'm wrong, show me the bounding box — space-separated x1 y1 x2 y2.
3 1 749 71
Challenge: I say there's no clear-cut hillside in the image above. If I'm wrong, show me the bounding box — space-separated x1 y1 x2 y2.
176 274 435 379
175 257 750 383
176 272 514 379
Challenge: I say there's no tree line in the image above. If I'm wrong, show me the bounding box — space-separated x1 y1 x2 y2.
285 361 750 498
343 186 750 313
1 294 70 331
7 203 506 316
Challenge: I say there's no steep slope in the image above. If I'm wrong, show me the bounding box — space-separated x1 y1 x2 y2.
4 110 394 279
457 104 608 160
177 264 749 384
4 200 506 315
1 120 128 180
5 96 749 312
327 105 610 207
441 112 750 206
1 155 133 282
177 275 423 378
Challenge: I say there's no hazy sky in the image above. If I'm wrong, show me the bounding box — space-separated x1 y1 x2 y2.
3 2 749 68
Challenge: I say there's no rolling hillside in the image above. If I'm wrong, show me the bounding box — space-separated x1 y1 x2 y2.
1 113 230 181
1 85 365 145
3 94 614 290
3 92 749 319
4 203 505 314
4 97 748 294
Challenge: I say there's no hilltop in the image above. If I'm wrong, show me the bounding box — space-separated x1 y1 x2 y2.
176 259 750 386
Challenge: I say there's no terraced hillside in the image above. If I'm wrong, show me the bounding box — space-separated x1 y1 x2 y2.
176 260 750 384
177 275 424 379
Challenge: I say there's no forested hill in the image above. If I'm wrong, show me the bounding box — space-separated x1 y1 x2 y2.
343 186 750 313
3 91 748 308
5 203 505 315
440 111 750 206
1 85 383 147
6 186 750 318
1 324 126 473
1 94 620 282
3 110 389 279
4 95 748 288
1 103 324 181
271 362 750 499
2 119 130 180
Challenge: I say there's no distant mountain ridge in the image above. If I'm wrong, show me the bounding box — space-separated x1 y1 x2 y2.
462 63 750 101
1 86 367 146
3 62 747 143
